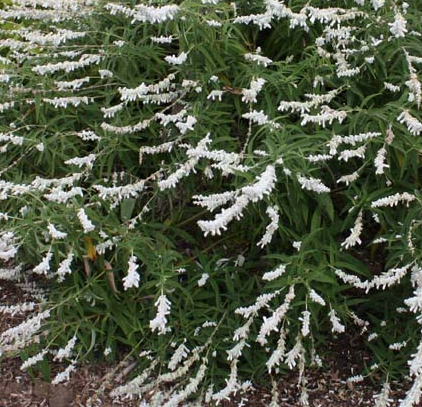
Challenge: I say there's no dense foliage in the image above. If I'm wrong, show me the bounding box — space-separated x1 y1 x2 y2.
0 0 421 405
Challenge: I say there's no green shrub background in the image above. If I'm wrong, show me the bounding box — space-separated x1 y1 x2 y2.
0 0 422 403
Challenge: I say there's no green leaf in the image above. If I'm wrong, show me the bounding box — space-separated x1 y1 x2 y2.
121 198 136 222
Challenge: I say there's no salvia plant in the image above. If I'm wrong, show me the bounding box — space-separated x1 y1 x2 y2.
0 0 421 405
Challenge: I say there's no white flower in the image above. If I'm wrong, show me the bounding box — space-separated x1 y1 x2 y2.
65 154 96 170
197 273 209 287
341 210 363 249
371 192 415 208
33 54 102 75
0 231 18 261
151 35 173 44
33 250 53 275
398 110 422 136
0 74 10 83
52 363 76 385
21 350 48 370
266 328 287 373
242 110 268 125
244 52 272 67
297 175 330 193
227 340 248 361
0 133 23 146
384 82 400 92
235 255 245 267
105 3 180 24
206 19 222 27
241 78 266 103
99 69 113 79
328 132 380 155
55 335 77 361
57 252 74 282
132 4 180 24
348 375 364 383
329 309 345 334
278 100 313 114
175 115 197 134
337 171 359 186
158 135 211 190
207 90 223 101
168 342 189 370
75 129 101 141
233 319 253 342
0 302 36 316
389 12 407 38
309 289 326 306
156 109 187 126
307 153 333 163
44 187 83 204
285 336 303 369
193 191 237 212
0 310 50 354
212 359 241 402
335 264 411 292
337 67 360 78
164 52 188 65
374 146 389 175
338 145 366 162
235 290 281 319
373 381 392 407
150 293 171 335
197 165 276 236
0 102 14 114
101 104 124 119
389 341 407 351
123 255 140 290
43 96 91 108
0 265 22 281
405 73 422 108
256 286 295 345
55 76 89 90
94 180 145 207
300 310 311 337
158 157 199 191
262 264 286 281
300 105 347 128
77 208 95 233
371 0 385 10
292 241 302 251
257 206 279 248
47 223 67 240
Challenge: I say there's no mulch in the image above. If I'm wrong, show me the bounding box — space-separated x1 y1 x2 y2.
0 277 416 407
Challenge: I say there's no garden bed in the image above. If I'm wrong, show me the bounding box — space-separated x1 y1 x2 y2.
0 276 411 407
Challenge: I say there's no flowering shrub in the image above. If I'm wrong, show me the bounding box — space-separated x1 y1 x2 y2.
0 0 422 405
